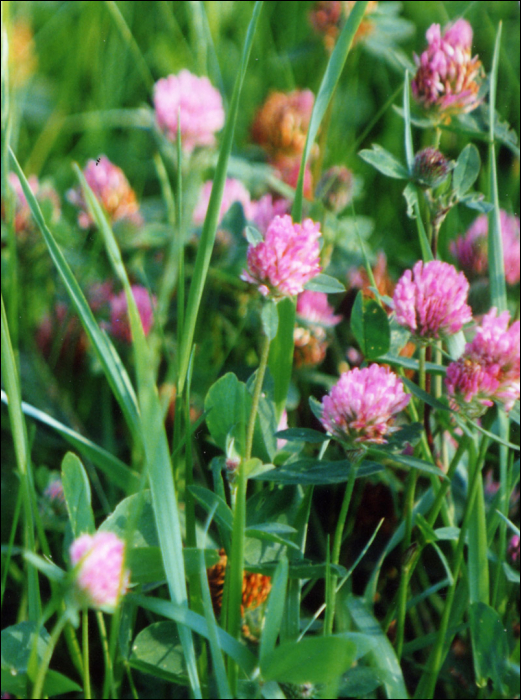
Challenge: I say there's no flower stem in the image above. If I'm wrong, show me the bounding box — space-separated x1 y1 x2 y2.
325 457 359 635
31 611 69 699
83 611 91 699
245 333 271 461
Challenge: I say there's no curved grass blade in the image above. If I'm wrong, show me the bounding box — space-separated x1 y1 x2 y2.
292 1 369 221
8 149 141 445
76 167 201 697
0 390 140 493
177 1 264 395
1 296 41 622
104 1 154 91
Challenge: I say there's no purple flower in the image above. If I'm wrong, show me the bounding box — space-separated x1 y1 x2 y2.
446 308 520 415
110 285 156 344
450 211 520 286
70 531 130 612
193 178 253 226
320 364 411 445
393 260 472 340
412 19 483 118
241 215 322 299
68 156 142 229
154 70 225 152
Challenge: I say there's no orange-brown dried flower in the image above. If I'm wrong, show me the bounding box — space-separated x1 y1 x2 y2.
252 90 315 161
9 19 37 86
310 1 378 52
348 252 396 306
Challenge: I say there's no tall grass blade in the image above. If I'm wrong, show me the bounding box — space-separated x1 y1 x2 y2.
292 0 369 221
1 296 41 622
259 556 289 667
8 149 142 445
1 391 140 492
177 1 264 395
76 167 202 697
487 24 507 314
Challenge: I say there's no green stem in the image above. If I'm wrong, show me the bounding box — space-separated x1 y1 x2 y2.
83 611 91 699
31 611 69 699
98 610 114 699
416 435 489 699
325 458 359 635
245 333 271 461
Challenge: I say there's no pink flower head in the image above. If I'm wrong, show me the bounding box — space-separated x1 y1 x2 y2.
241 215 322 299
6 172 60 236
110 285 156 343
154 70 225 152
393 260 472 340
193 178 253 226
44 478 65 505
68 156 142 229
508 534 520 564
296 291 342 327
70 531 130 612
321 364 411 445
450 210 520 286
446 308 520 415
412 19 483 118
250 194 291 235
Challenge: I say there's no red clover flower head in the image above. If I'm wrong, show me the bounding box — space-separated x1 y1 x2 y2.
450 211 520 286
69 531 130 612
241 215 322 299
296 291 342 327
68 156 142 229
110 285 156 344
446 308 520 416
193 178 254 226
250 194 291 236
412 19 483 119
393 260 472 340
320 364 411 445
153 70 225 152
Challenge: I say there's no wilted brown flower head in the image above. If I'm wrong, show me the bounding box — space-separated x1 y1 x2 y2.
310 1 378 52
348 252 396 304
252 90 315 161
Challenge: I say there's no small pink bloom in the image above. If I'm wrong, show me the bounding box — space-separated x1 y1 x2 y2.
277 410 289 451
450 211 520 286
446 308 520 415
110 286 156 343
394 260 472 340
250 194 291 235
320 364 411 445
508 534 520 563
241 215 322 299
68 156 142 229
44 479 65 504
193 178 253 226
296 291 342 327
154 70 225 152
412 19 483 118
70 531 130 611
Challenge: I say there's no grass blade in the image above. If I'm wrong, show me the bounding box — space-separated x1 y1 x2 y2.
260 557 289 667
1 296 41 622
76 166 202 697
177 1 264 395
0 391 140 493
487 23 507 314
8 149 141 446
292 0 369 221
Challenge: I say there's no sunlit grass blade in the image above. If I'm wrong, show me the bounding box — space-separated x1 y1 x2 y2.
76 167 202 698
1 391 141 493
488 23 507 314
292 0 369 221
177 1 264 395
8 149 141 445
1 296 41 623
